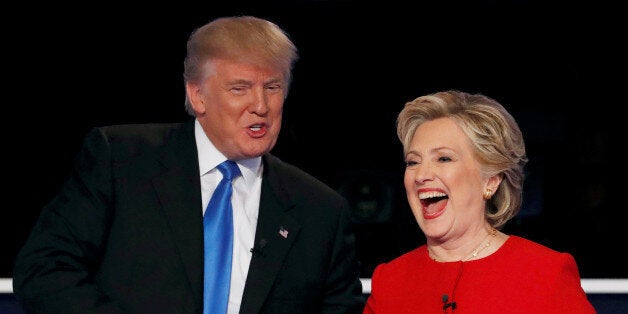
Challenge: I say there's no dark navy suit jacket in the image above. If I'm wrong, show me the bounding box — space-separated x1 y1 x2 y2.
13 120 363 313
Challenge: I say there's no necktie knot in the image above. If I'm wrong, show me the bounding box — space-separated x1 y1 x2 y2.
217 160 241 181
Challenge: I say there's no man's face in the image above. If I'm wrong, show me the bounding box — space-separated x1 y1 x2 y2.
188 58 286 160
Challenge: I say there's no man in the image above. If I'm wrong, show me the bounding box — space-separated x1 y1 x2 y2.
13 16 363 313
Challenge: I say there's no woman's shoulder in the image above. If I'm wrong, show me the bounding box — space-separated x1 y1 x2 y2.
501 235 578 267
372 246 426 275
506 235 564 254
498 235 591 310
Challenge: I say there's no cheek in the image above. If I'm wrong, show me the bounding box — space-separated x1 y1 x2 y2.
403 170 415 192
448 168 482 202
272 108 283 122
268 112 283 136
270 98 284 113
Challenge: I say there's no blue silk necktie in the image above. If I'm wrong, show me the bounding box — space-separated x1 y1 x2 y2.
203 160 241 314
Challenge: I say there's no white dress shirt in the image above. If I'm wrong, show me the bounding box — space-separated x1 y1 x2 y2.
195 120 262 314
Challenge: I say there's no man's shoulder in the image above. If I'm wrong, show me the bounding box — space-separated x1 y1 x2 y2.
89 121 191 145
97 122 188 139
263 153 323 186
263 153 344 201
83 121 194 159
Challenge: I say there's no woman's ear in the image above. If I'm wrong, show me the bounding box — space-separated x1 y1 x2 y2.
486 174 503 195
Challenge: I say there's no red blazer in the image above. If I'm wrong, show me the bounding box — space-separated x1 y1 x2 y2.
364 236 596 313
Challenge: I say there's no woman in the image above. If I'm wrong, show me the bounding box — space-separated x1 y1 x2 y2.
363 90 595 313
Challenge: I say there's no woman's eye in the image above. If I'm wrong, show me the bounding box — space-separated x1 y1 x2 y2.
438 156 452 162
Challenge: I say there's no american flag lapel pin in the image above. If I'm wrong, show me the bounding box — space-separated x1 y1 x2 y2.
279 226 288 238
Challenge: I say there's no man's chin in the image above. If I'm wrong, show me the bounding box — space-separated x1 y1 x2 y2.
239 144 275 159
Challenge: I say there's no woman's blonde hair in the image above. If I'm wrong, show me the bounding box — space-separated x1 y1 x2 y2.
396 90 528 229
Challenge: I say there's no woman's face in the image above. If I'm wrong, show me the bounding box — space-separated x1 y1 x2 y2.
403 117 496 242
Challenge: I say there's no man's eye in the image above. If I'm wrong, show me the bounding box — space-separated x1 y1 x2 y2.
266 84 282 92
231 86 247 94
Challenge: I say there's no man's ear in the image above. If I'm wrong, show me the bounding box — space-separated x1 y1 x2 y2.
186 82 206 115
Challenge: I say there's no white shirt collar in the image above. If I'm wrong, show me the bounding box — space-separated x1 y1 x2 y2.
194 119 262 186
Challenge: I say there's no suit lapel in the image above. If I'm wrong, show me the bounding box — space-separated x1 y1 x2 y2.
151 121 204 310
239 154 302 314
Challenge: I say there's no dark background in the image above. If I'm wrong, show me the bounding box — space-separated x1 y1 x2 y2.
3 1 625 279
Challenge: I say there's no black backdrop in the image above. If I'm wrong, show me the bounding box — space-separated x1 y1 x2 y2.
3 1 625 279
